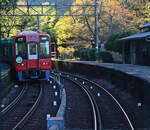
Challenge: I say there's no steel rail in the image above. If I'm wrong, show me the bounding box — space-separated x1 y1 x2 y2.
0 68 10 80
12 85 43 130
78 76 134 130
62 75 101 130
59 71 134 130
1 86 27 115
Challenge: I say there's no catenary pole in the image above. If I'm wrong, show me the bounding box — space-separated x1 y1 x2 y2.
37 16 40 33
95 0 99 52
0 24 1 42
0 2 1 42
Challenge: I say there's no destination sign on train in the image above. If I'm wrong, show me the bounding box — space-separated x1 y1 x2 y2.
18 37 23 42
40 36 48 40
16 37 26 42
28 36 37 40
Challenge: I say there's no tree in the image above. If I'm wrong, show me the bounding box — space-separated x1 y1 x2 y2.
40 3 58 41
105 29 136 53
54 0 95 44
142 2 150 24
0 0 20 37
99 0 138 40
1 1 58 38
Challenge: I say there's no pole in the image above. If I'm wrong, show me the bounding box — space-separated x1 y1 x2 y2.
0 24 1 79
0 24 1 42
0 2 1 42
37 16 40 33
55 42 57 61
95 0 99 53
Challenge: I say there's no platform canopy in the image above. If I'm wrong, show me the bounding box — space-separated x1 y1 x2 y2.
119 31 150 41
140 23 150 29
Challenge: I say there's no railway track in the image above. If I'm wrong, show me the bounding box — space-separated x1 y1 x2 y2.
21 81 61 130
0 81 42 130
1 85 27 115
54 71 134 130
64 75 102 130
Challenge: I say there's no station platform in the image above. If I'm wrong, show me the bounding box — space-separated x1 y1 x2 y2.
0 62 10 79
68 61 150 83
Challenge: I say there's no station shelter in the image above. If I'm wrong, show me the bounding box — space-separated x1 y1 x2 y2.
119 23 150 66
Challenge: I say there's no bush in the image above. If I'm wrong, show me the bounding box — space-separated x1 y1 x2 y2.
87 48 96 61
74 49 80 58
74 48 113 62
97 51 113 63
80 49 88 60
105 29 137 53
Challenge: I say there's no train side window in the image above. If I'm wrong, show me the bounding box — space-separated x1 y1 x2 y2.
4 48 7 56
7 47 9 56
0 48 3 56
5 47 8 56
2 47 4 56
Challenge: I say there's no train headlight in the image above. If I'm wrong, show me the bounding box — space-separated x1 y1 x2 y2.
17 63 24 66
43 62 49 65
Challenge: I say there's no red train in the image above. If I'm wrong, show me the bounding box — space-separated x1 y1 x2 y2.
15 31 52 81
0 31 52 81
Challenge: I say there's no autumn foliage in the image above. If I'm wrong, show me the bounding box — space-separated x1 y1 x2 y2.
0 0 149 60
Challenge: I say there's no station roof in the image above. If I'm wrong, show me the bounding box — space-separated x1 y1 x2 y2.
119 31 150 41
140 23 150 29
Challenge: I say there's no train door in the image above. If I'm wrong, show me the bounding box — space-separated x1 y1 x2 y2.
27 42 39 68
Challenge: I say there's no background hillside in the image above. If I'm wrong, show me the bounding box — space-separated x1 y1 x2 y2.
1 0 149 60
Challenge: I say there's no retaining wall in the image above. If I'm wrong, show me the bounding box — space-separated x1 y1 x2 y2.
53 60 150 105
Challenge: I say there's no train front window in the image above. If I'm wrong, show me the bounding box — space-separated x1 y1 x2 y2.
16 42 27 59
29 43 36 55
40 36 50 59
15 37 27 59
28 42 38 60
